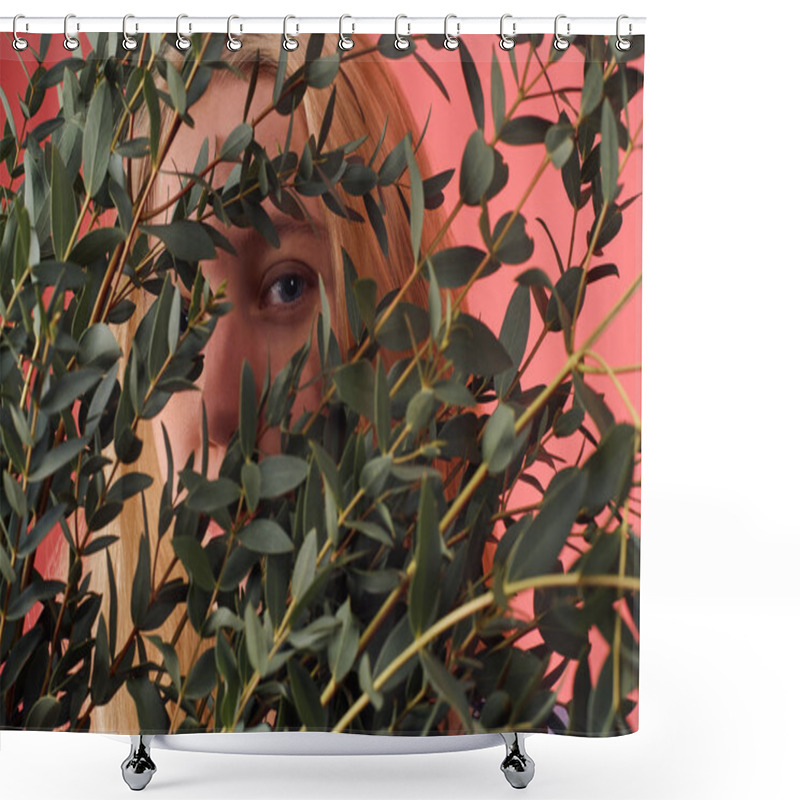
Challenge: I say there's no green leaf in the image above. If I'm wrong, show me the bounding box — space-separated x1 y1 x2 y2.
490 49 506 136
328 598 359 683
126 677 169 732
50 146 76 260
18 503 67 559
432 378 474 408
404 136 424 264
446 314 513 376
130 533 151 626
499 115 552 145
359 455 393 497
406 388 436 433
546 267 585 332
245 603 270 678
482 403 516 474
77 323 122 370
259 455 308 498
3 471 27 517
186 476 240 513
426 246 496 289
495 284 530 398
6 580 63 621
241 460 261 514
306 53 340 89
459 39 484 130
492 212 534 265
374 357 390 452
572 369 615 437
183 649 217 699
166 62 187 117
507 468 589 582
106 472 153 503
146 633 181 692
353 278 377 336
292 529 318 603
375 302 430 352
581 423 637 517
141 220 217 262
220 123 253 161
238 518 294 554
39 367 103 415
601 98 620 204
288 659 324 729
240 360 257 457
172 535 216 592
408 479 442 635
26 696 61 730
545 121 575 169
333 360 375 420
27 436 86 482
459 130 495 206
82 82 113 197
580 61 604 118
420 649 473 731
358 652 384 710
0 628 42 693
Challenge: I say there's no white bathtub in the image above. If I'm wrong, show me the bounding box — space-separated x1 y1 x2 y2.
109 731 535 790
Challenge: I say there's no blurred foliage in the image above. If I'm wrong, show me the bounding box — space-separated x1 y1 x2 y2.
0 31 643 735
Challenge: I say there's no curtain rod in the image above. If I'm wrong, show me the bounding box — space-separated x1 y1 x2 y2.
0 15 646 37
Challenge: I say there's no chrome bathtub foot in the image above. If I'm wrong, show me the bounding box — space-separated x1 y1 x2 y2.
121 735 157 791
499 732 535 789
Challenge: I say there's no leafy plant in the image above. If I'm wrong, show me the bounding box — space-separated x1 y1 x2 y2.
0 31 643 735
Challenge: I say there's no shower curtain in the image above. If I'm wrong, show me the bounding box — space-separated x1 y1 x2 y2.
0 28 643 739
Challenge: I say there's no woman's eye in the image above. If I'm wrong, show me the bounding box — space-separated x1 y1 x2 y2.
263 273 308 307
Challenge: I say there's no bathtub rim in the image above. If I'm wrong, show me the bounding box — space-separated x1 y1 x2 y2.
103 730 526 756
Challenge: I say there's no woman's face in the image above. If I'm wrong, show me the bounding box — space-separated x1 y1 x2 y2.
149 66 333 492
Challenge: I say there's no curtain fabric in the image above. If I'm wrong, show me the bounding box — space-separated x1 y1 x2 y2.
0 30 643 737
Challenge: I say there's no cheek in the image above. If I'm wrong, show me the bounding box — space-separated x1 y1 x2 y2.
151 394 199 478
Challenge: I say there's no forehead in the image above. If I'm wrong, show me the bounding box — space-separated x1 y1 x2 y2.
168 67 310 172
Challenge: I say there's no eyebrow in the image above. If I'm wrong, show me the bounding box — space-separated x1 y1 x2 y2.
271 214 329 242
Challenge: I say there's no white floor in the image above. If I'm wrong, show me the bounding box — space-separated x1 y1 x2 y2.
2 597 796 799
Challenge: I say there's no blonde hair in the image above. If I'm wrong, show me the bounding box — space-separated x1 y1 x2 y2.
86 33 460 733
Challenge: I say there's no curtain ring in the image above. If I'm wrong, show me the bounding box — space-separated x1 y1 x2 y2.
176 14 191 51
122 15 138 51
12 15 28 51
553 14 570 51
339 14 354 51
499 14 515 50
394 15 410 50
283 15 299 51
615 14 632 51
443 14 459 50
227 15 242 51
63 14 80 51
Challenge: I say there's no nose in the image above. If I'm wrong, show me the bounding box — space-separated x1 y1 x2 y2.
199 306 264 451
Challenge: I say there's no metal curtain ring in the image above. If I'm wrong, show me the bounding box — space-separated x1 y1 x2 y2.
554 14 570 51
499 14 515 50
176 14 191 51
227 15 242 51
63 14 79 51
283 15 299 51
122 15 138 51
339 14 354 50
443 14 460 50
394 15 410 50
616 14 632 51
12 15 28 51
